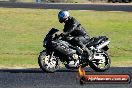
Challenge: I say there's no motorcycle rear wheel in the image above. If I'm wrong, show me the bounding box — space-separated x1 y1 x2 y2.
89 50 111 72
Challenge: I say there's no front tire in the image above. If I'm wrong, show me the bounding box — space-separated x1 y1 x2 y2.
38 50 59 73
89 50 111 72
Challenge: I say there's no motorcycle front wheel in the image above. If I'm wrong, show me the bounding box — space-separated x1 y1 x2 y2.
38 50 59 73
89 50 111 72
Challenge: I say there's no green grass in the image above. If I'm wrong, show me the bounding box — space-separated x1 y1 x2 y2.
0 8 132 68
0 54 38 68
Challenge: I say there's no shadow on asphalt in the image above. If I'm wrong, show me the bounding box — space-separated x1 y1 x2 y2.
0 68 92 73
0 67 131 74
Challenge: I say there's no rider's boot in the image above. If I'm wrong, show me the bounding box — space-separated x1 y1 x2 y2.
81 45 94 61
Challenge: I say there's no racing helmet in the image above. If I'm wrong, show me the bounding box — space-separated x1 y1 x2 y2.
58 10 70 23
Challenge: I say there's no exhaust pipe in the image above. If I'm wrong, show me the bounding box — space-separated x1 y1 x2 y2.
97 41 110 49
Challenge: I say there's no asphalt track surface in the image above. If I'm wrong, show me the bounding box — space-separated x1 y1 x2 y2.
0 67 131 88
0 2 132 12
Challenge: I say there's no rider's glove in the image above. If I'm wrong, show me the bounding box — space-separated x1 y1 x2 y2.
60 33 64 37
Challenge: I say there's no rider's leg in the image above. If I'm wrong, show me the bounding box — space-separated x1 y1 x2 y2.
74 37 93 61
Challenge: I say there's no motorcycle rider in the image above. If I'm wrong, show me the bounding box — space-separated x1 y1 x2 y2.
58 10 92 61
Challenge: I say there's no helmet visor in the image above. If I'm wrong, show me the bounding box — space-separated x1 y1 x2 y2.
59 17 65 23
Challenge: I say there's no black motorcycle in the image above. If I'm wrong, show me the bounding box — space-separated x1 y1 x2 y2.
38 28 111 73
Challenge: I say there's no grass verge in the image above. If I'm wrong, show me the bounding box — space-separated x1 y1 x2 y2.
0 8 132 68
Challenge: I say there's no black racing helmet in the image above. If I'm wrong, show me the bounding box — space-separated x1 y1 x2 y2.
58 10 70 23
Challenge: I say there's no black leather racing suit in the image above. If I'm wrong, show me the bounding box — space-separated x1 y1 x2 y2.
63 17 90 50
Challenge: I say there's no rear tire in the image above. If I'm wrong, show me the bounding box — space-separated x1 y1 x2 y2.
38 50 59 73
89 50 111 72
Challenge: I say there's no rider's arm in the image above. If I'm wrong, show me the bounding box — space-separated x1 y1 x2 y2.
63 23 80 36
